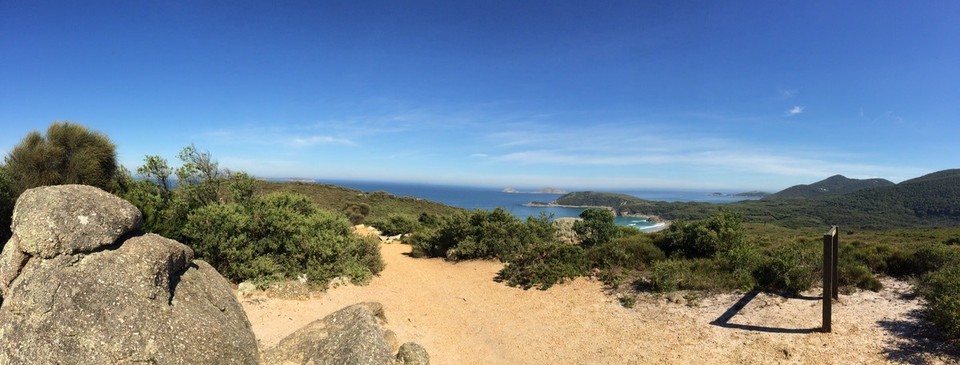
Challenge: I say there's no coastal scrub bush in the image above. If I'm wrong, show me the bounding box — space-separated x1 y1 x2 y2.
3 121 118 194
573 208 618 247
343 203 371 225
658 211 745 258
838 260 882 292
587 235 665 272
840 240 910 276
649 259 690 292
369 213 421 236
182 191 384 285
900 243 960 277
411 208 552 261
498 240 587 290
585 235 664 287
757 240 822 294
715 240 764 291
919 264 960 339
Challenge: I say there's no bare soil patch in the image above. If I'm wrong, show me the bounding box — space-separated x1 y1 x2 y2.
240 243 957 364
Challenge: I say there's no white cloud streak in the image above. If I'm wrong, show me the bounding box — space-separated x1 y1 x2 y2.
788 106 804 115
291 135 355 147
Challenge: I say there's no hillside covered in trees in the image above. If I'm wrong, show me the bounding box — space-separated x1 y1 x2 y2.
551 170 960 230
768 175 894 199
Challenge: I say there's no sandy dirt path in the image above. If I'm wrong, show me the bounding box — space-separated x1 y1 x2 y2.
241 242 956 364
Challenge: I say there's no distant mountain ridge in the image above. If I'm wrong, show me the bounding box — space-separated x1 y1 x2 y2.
547 169 960 229
768 175 895 199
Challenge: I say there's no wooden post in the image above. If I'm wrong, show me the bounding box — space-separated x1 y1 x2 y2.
832 227 839 300
822 226 838 332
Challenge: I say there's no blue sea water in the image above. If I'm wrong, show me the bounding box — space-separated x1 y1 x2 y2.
315 179 759 230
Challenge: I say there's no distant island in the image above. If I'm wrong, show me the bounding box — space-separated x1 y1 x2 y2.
502 187 569 194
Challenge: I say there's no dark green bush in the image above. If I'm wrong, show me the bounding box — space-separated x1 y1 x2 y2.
4 122 118 194
369 213 421 236
716 240 764 291
838 260 882 291
573 208 618 247
182 191 384 285
411 208 551 261
840 240 908 275
342 203 371 225
758 240 822 294
498 240 587 290
658 211 745 258
587 235 665 287
919 264 960 339
649 259 690 292
588 235 665 272
902 243 960 276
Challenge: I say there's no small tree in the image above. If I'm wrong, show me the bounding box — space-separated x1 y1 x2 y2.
573 208 618 248
3 121 117 193
137 155 173 194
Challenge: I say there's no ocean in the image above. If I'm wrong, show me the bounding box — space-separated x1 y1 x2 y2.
317 180 759 231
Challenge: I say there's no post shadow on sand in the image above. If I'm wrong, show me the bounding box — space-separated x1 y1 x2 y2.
709 289 821 334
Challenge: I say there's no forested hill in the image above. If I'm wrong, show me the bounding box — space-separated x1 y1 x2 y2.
768 175 894 199
549 169 960 230
259 181 464 223
553 191 645 207
836 169 960 224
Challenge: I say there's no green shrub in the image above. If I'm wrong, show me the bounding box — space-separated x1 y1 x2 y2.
716 241 764 291
919 264 960 339
572 208 618 247
658 211 745 258
649 259 690 292
369 213 421 236
588 235 665 271
498 240 587 290
411 208 548 261
758 240 822 294
3 122 118 194
901 243 960 276
841 240 908 276
838 260 882 292
182 191 384 285
342 203 371 225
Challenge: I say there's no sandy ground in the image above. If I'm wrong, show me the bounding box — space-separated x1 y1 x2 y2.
241 242 958 364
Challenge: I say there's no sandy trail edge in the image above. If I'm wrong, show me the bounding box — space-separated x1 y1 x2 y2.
240 243 955 364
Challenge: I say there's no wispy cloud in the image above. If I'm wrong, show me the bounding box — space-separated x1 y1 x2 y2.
470 153 489 158
780 89 798 99
291 135 355 147
787 106 804 115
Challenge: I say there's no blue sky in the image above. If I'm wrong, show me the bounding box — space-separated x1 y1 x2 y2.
2 1 958 191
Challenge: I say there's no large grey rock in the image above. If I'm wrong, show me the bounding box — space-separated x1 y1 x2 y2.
0 185 258 364
12 185 142 258
396 342 430 365
263 302 429 365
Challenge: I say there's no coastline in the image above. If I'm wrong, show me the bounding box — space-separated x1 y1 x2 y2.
535 202 671 232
